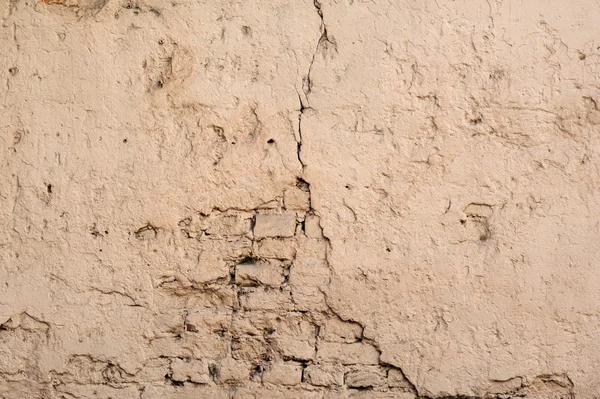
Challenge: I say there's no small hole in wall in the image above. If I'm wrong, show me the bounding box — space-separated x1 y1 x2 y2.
265 328 275 336
261 353 273 362
209 364 218 380
250 365 263 380
46 184 53 194
241 26 252 36
469 117 482 125
156 79 164 88
460 219 466 225
386 248 391 253
165 374 184 386
158 38 164 45
123 138 128 143
267 139 275 144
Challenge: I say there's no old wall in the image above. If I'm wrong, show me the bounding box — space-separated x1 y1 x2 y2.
1 0 599 398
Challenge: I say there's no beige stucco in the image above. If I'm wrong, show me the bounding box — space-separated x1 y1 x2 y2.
1 0 598 397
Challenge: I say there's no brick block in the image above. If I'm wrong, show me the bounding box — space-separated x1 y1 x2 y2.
142 385 229 399
262 362 303 386
235 260 285 287
321 318 362 343
304 215 323 238
344 365 386 388
272 318 317 360
202 210 254 237
254 213 297 238
215 357 251 385
234 387 323 399
232 337 271 361
317 342 379 365
239 287 294 311
256 238 297 260
304 363 344 387
289 256 330 286
290 286 328 312
387 368 414 389
284 187 311 210
171 358 211 384
273 335 316 361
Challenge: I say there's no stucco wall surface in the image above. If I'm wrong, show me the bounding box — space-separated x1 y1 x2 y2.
1 0 599 398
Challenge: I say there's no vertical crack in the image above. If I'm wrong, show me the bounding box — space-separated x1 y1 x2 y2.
302 0 335 105
297 0 335 170
297 91 307 169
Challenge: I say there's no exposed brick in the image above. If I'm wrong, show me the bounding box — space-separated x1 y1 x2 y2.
304 363 344 387
235 260 286 287
232 336 272 361
185 309 232 334
132 357 170 382
303 215 323 238
57 384 141 399
149 312 232 359
343 391 416 399
256 238 297 260
215 357 251 385
320 318 362 343
289 256 330 286
231 311 307 337
387 368 414 390
239 287 295 311
221 237 253 261
142 385 230 399
155 283 238 309
254 213 297 238
284 187 311 210
486 377 522 394
230 311 275 336
202 210 254 237
234 387 324 399
273 335 316 361
171 358 211 384
317 342 380 365
149 333 229 359
262 362 303 386
290 286 328 312
181 250 229 284
344 365 386 388
272 318 318 361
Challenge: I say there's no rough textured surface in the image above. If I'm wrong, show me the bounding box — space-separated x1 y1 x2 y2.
0 0 597 397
